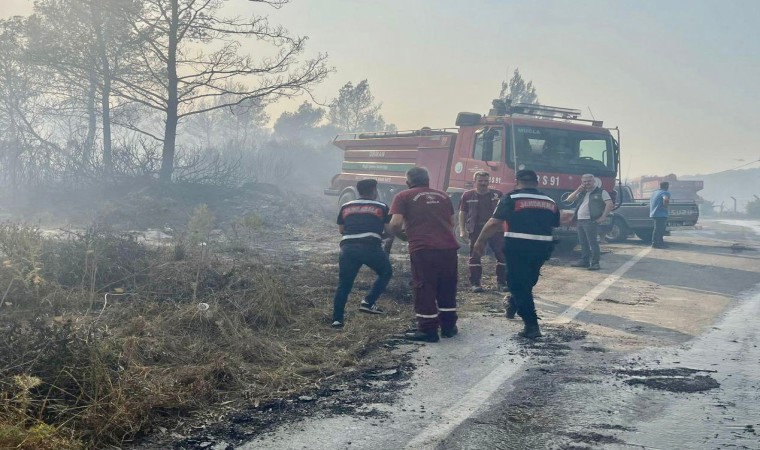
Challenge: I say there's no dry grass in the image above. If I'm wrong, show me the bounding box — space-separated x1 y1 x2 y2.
0 219 410 449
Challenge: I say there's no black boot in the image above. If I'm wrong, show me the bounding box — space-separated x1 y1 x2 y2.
441 325 458 338
404 330 440 343
518 322 542 339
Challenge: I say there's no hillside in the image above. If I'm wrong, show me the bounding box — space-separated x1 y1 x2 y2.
682 167 760 212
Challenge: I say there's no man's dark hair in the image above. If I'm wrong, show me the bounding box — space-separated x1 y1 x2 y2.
660 181 669 190
406 167 430 187
357 179 378 197
516 169 539 187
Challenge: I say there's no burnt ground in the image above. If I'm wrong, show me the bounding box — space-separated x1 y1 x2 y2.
0 181 429 449
439 327 737 450
134 219 757 449
616 367 721 393
1 181 421 449
149 359 419 450
3 185 759 449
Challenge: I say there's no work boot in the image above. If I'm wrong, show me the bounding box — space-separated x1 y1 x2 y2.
588 262 601 271
497 283 510 293
518 323 542 339
404 329 440 342
570 260 589 268
504 296 518 319
471 285 484 293
441 325 458 338
330 320 344 329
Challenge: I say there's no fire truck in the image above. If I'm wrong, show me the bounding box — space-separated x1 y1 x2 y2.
324 101 621 232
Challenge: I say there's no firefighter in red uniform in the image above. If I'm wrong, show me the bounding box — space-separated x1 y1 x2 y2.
389 167 459 342
473 170 560 339
459 171 506 292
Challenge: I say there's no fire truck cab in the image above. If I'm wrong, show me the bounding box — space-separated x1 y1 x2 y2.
325 101 620 214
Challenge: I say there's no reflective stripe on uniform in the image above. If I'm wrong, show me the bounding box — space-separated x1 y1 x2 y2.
438 308 457 312
344 199 387 207
504 231 554 241
510 193 554 202
341 232 382 241
468 264 482 267
415 313 439 318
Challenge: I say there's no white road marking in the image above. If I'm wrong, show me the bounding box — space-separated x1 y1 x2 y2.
403 353 528 449
552 247 651 324
403 246 652 449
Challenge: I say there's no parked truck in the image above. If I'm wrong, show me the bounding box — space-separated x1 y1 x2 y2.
630 174 704 202
603 185 700 242
324 101 621 239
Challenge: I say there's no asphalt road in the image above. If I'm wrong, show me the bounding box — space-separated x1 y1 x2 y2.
240 219 760 450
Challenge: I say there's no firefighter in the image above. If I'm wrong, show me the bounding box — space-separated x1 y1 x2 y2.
473 170 560 339
459 171 507 292
389 167 459 342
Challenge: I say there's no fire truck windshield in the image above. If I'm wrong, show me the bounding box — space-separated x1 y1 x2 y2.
509 126 616 176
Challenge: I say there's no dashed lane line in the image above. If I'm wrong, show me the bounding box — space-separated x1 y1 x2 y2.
403 247 652 449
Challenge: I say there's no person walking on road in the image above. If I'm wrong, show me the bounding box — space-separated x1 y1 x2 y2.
473 170 560 339
565 174 613 270
331 179 393 329
459 171 507 293
389 167 459 342
650 181 671 248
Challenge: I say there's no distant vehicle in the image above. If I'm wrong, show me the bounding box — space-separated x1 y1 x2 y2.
324 100 621 240
603 185 700 243
630 174 704 202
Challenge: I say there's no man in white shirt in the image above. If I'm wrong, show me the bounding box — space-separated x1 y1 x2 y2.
565 174 613 270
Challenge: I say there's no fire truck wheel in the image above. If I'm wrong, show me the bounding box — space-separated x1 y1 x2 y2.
605 218 629 243
338 190 356 207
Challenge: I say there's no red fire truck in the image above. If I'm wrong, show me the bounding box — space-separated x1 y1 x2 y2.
324 101 621 230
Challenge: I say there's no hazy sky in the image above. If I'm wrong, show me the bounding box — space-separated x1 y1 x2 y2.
3 0 760 179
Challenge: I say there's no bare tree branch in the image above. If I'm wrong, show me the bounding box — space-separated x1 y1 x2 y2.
118 0 331 182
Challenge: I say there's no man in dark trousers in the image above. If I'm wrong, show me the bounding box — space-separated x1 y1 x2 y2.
331 179 393 329
564 174 613 270
389 167 459 342
473 170 560 339
459 171 506 292
649 181 671 248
